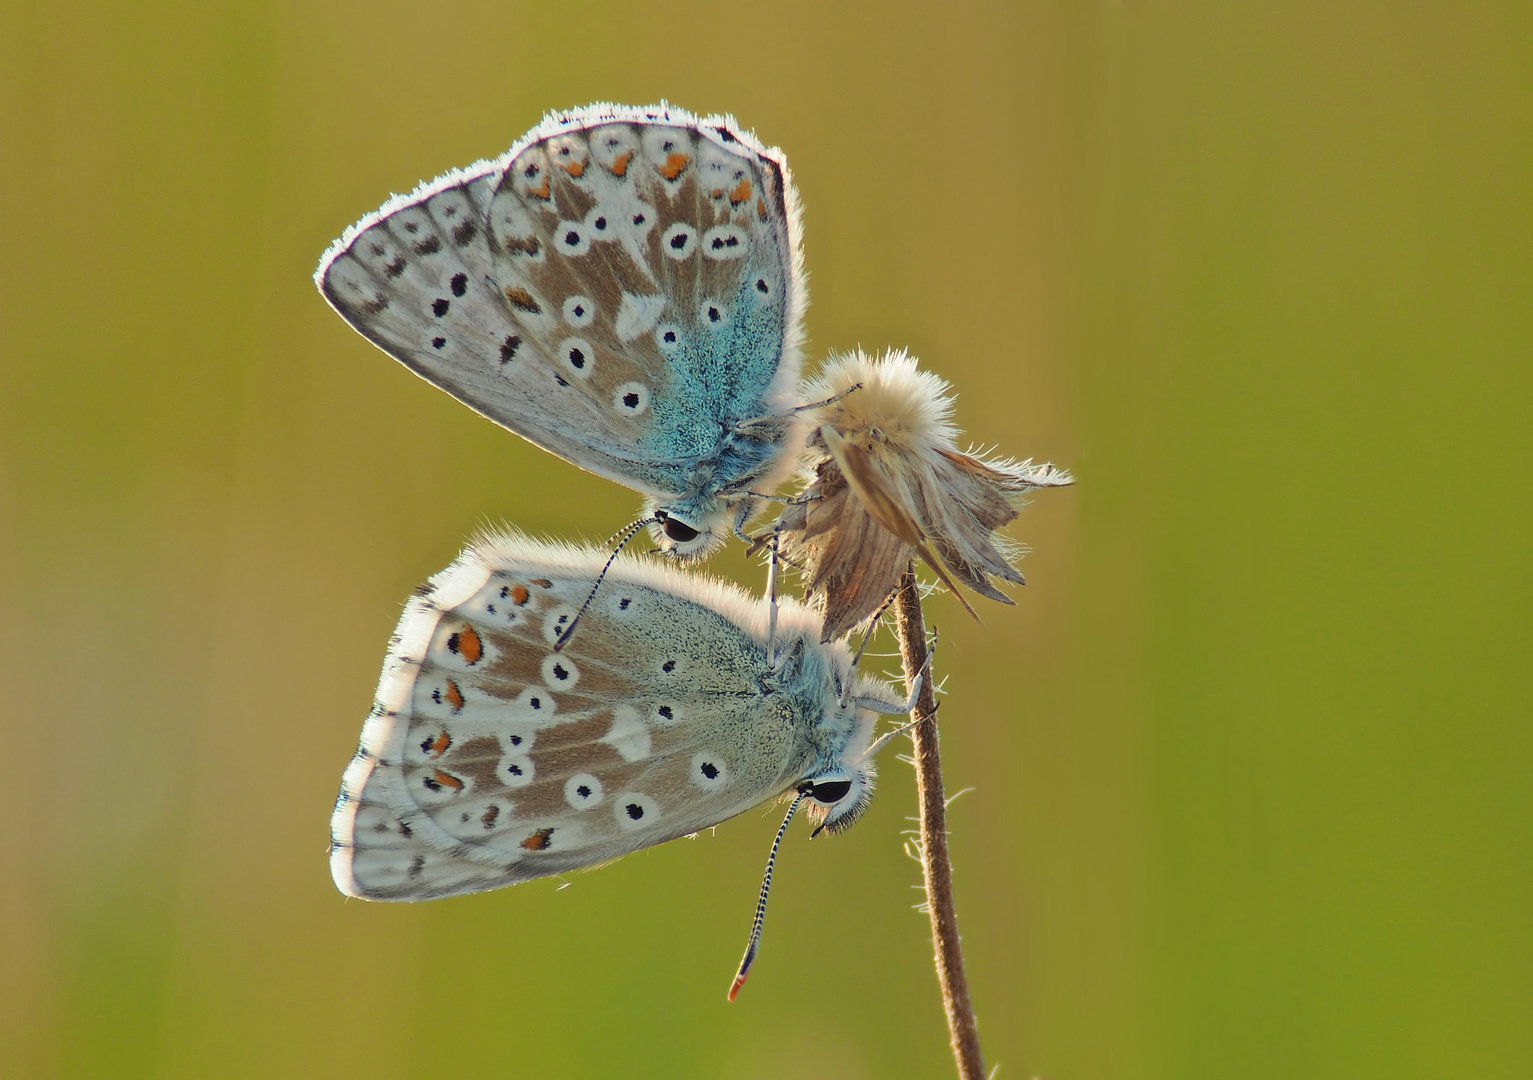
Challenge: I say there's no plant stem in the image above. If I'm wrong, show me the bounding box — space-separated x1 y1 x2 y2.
892 566 985 1080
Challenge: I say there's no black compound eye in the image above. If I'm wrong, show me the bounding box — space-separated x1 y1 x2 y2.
808 779 853 805
661 516 700 543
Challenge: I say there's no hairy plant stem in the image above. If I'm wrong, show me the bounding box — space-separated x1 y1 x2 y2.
892 565 985 1080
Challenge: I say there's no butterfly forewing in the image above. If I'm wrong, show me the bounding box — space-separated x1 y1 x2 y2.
332 538 828 901
317 104 806 509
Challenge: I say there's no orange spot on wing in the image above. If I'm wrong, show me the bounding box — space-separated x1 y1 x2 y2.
504 287 541 314
448 625 483 664
426 730 451 757
528 174 550 200
561 158 586 178
503 235 540 258
756 196 767 220
658 153 690 180
521 827 554 851
510 584 530 606
432 769 464 793
730 178 753 205
443 679 464 712
610 150 633 176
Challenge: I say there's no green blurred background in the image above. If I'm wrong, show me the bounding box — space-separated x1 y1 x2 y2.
2 2 1528 1077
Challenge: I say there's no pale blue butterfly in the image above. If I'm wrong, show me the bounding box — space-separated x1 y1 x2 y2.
330 533 915 996
316 103 808 558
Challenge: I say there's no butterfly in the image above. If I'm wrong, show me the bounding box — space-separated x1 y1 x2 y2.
316 103 808 559
330 532 913 995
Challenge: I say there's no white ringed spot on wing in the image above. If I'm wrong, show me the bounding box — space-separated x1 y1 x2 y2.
626 205 655 238
702 223 748 260
613 381 650 416
655 323 683 353
583 204 618 240
699 299 729 327
541 653 580 689
501 726 536 753
500 753 535 788
562 294 596 327
613 792 661 831
512 686 557 720
556 337 595 380
660 223 696 260
564 773 604 810
554 220 591 257
690 751 730 793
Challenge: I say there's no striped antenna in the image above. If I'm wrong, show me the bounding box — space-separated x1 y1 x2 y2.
727 789 810 1001
553 516 656 652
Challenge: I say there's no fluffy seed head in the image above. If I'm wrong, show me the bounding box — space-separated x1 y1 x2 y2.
804 348 958 460
782 349 1072 640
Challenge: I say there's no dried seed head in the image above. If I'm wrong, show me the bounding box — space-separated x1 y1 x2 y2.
781 349 1071 641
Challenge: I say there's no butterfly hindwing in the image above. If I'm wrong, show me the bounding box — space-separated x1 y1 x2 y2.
331 536 830 901
317 103 807 509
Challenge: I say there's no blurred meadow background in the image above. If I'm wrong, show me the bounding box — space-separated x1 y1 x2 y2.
2 2 1529 1077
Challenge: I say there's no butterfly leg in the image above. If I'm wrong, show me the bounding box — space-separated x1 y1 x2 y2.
763 516 783 669
730 497 761 546
849 638 933 715
730 384 863 437
840 589 902 707
790 381 863 414
854 637 938 762
744 489 822 506
848 674 925 716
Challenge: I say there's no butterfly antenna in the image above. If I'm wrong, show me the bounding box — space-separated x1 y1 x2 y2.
728 789 809 1001
553 517 656 652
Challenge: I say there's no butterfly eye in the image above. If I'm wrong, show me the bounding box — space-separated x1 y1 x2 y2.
658 513 700 543
806 778 853 805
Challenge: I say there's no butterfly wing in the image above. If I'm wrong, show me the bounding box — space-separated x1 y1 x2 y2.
331 535 819 901
317 103 806 502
